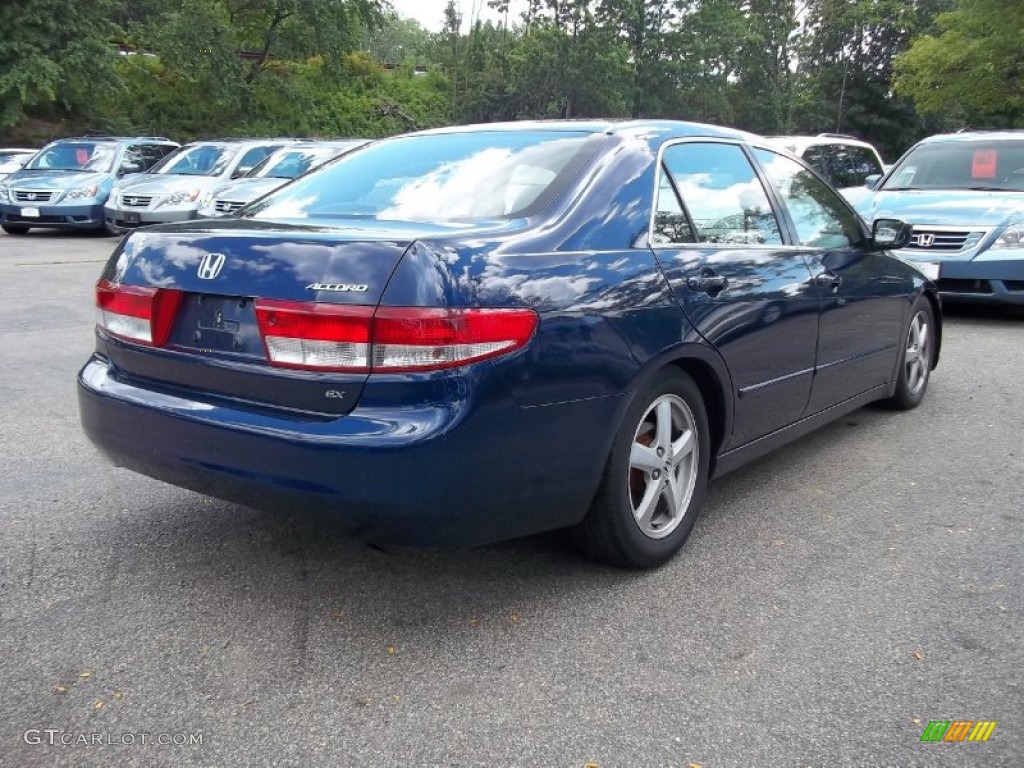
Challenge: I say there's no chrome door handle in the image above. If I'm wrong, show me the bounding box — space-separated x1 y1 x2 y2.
686 274 728 293
815 271 843 290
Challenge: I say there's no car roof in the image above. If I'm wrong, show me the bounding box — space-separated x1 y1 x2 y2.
918 130 1024 145
45 136 176 144
408 119 759 142
768 134 877 150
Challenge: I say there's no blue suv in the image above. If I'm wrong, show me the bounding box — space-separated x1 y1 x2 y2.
857 130 1024 306
0 136 179 235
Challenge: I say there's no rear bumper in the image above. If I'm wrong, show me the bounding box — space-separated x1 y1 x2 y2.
0 202 104 230
78 355 613 547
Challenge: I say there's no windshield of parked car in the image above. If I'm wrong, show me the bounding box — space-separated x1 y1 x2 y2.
882 140 1024 191
24 142 117 172
0 154 31 173
243 131 602 222
150 144 236 177
245 146 348 180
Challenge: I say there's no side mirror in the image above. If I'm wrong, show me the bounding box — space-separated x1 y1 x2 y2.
864 174 882 190
119 162 143 176
871 218 912 249
232 166 254 179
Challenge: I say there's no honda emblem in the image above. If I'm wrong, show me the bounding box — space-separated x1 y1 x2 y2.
197 252 226 280
916 233 935 248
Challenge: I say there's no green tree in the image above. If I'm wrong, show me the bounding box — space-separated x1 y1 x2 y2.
894 0 1024 125
0 0 124 132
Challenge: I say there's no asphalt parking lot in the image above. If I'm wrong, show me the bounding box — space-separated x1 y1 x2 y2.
0 230 1020 768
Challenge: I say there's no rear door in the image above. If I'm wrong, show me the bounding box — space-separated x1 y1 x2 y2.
752 148 906 413
650 141 819 449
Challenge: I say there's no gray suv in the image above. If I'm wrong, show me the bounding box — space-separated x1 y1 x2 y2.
103 139 292 232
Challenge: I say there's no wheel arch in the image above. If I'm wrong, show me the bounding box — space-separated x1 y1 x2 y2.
921 287 942 369
665 356 731 473
614 345 733 476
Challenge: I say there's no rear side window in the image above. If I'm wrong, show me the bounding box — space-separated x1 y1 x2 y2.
232 145 281 177
657 142 782 246
753 148 863 248
802 146 830 179
826 144 882 188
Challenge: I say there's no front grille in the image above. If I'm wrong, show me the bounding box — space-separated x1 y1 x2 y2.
120 194 153 208
12 189 57 203
1004 281 1024 292
907 229 985 252
213 200 246 214
8 214 66 224
936 278 993 294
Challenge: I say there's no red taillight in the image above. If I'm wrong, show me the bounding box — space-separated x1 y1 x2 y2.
255 300 374 371
253 300 537 372
95 279 182 346
372 307 538 371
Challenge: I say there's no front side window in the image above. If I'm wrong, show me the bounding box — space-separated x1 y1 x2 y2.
244 131 601 222
882 140 1024 191
25 142 117 172
754 148 862 248
658 142 782 246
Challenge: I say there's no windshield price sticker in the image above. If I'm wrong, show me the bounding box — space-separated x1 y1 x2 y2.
972 149 997 179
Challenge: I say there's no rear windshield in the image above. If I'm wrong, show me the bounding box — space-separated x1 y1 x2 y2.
882 140 1024 191
243 131 602 222
150 144 236 177
24 142 117 172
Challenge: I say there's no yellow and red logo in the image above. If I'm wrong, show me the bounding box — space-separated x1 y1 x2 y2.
920 720 997 742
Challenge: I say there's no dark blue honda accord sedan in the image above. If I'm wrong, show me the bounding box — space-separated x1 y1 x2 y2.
78 120 940 568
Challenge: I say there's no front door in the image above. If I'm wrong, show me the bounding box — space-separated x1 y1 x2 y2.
752 148 906 413
651 141 820 449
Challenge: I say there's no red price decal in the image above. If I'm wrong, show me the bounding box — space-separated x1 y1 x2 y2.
972 149 997 179
76 148 90 165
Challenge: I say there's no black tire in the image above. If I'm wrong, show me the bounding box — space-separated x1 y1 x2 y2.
572 369 711 569
103 220 125 237
1 224 29 235
882 296 935 410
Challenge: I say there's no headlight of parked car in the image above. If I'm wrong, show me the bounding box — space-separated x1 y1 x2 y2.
0 186 8 203
65 185 99 200
990 223 1024 250
160 189 200 207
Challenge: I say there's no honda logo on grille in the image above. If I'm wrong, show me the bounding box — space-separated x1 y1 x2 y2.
915 233 935 247
197 252 226 280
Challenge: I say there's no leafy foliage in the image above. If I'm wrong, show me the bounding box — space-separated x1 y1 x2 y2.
894 0 1024 126
0 0 1012 159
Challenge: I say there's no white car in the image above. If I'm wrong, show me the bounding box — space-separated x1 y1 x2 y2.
0 149 36 181
768 134 887 206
